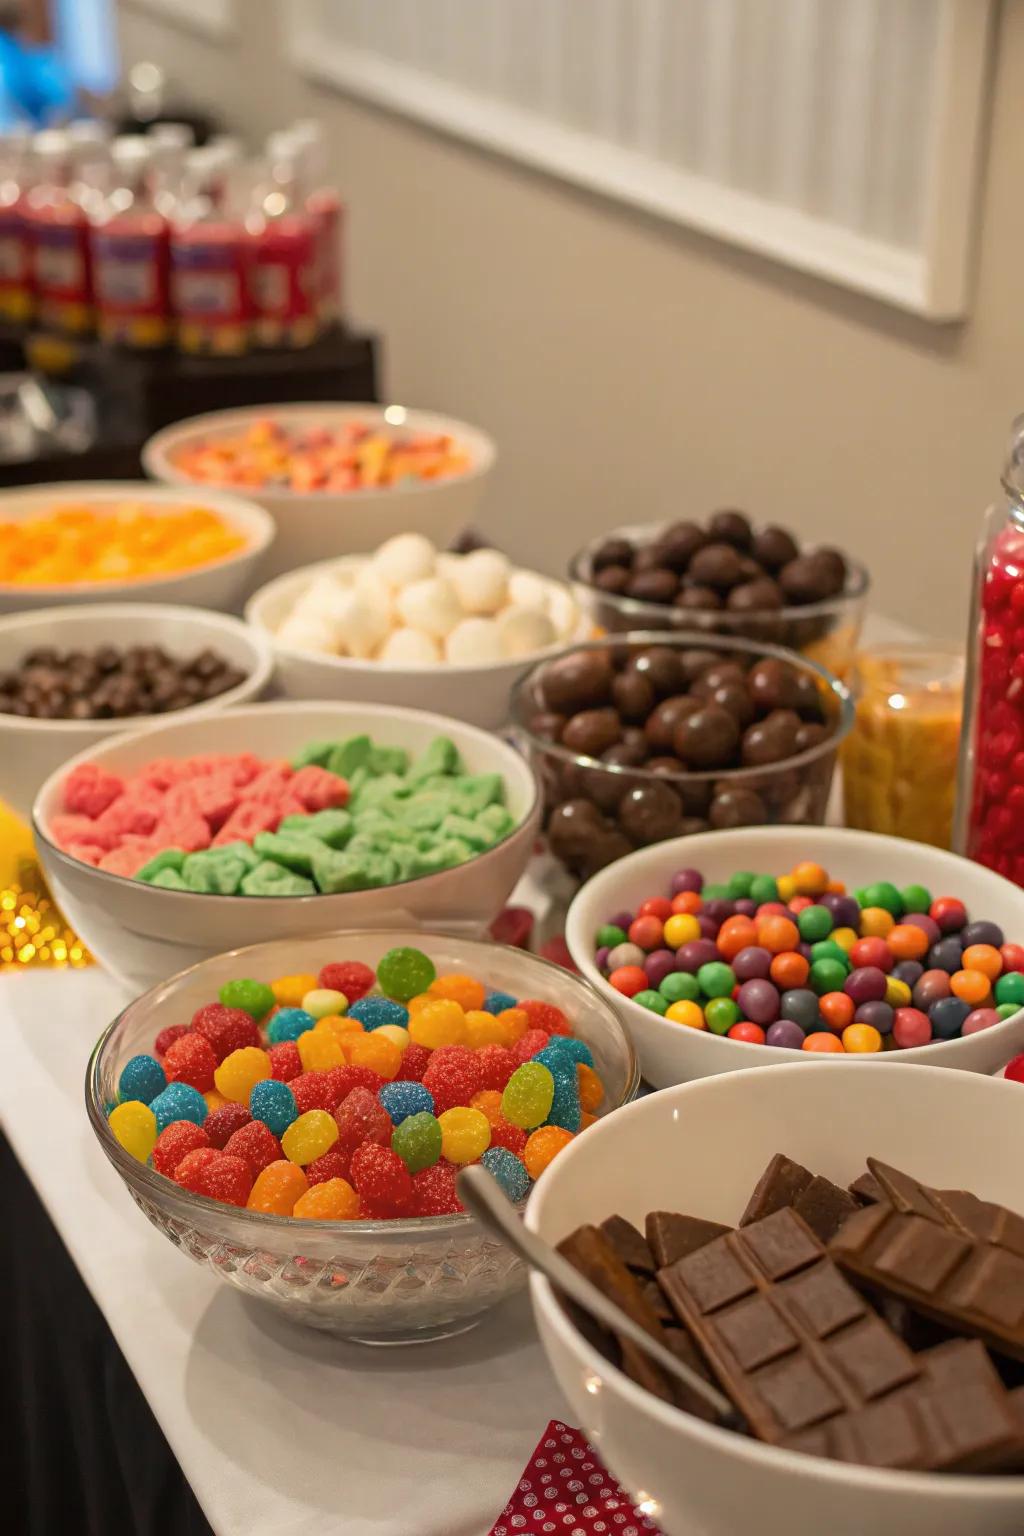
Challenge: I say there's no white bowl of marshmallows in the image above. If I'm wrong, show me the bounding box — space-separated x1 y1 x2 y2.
245 533 591 728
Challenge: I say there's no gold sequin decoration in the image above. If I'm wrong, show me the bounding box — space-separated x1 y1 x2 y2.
0 855 91 971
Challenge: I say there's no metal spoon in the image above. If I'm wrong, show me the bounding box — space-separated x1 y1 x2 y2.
456 1165 741 1428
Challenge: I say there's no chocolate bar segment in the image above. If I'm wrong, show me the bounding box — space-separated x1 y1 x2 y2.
740 1153 857 1244
830 1160 1024 1361
600 1214 655 1277
646 1210 731 1269
657 1207 921 1445
849 1170 885 1206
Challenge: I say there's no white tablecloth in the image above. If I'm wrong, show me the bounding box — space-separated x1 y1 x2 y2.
0 966 569 1536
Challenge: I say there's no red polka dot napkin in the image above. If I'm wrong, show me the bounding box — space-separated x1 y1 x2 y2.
489 1420 662 1535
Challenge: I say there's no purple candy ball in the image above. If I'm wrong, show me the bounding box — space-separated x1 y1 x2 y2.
737 978 781 1026
854 999 893 1035
892 960 924 988
595 945 610 972
765 1019 805 1050
732 945 773 982
644 948 678 989
733 898 757 919
609 910 634 933
704 898 735 925
670 868 703 895
819 892 842 915
797 942 814 962
676 938 720 973
830 896 861 930
844 966 888 1005
902 913 940 946
697 913 720 941
962 1007 1000 1035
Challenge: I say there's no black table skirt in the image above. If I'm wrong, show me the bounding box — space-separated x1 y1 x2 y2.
4 1132 215 1536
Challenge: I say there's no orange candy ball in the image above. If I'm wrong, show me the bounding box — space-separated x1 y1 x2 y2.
802 1031 844 1053
670 890 703 916
770 950 809 990
950 968 991 1006
818 991 855 1031
791 861 828 896
757 915 800 954
886 924 930 962
961 944 1002 982
716 916 758 960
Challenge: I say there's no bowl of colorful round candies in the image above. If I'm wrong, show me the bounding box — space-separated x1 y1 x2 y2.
88 930 638 1343
565 826 1024 1087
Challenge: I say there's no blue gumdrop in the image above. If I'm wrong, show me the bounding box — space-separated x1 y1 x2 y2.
539 1034 594 1068
482 990 517 1016
150 1082 208 1132
481 1146 530 1202
249 1078 298 1136
118 1053 167 1106
349 996 410 1031
267 1007 316 1043
378 1079 434 1125
533 1045 582 1132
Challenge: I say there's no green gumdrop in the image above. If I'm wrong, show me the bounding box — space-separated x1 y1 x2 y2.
240 861 316 897
392 1111 442 1172
377 946 436 1001
219 977 275 1020
135 847 186 881
633 989 668 1015
501 1062 555 1129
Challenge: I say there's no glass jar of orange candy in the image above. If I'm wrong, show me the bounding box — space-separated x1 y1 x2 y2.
842 646 963 850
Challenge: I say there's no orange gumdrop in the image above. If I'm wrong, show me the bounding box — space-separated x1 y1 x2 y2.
577 1062 605 1113
246 1159 308 1215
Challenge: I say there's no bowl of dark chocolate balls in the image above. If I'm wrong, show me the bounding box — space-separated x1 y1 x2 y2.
512 634 852 882
0 603 273 818
570 512 869 679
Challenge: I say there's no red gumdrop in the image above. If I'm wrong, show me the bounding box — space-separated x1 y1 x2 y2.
152 1120 210 1178
349 1143 413 1216
411 1162 462 1216
154 1023 190 1059
475 1044 518 1091
422 1050 481 1114
322 1064 383 1109
333 1086 392 1170
163 1031 217 1092
269 1041 302 1082
291 1071 339 1114
203 1102 252 1150
306 1149 350 1186
223 1120 282 1175
511 1028 551 1064
394 1043 431 1082
173 1147 223 1194
489 1118 528 1157
518 999 569 1033
202 1153 253 1207
190 1003 260 1062
1004 1053 1024 1084
317 960 375 1001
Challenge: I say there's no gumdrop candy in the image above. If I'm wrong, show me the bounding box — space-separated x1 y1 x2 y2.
247 1160 308 1215
213 1046 271 1103
163 1032 217 1092
249 1078 299 1136
305 1149 350 1186
281 1108 338 1166
411 1162 462 1216
203 1154 254 1207
318 960 374 1001
223 1119 282 1176
348 996 409 1031
151 1082 208 1132
173 1146 222 1194
524 1125 575 1178
117 1054 166 1106
108 1100 158 1162
481 1146 530 1202
376 946 437 1003
268 1041 302 1082
203 1102 251 1149
349 1143 413 1216
501 1062 554 1129
438 1106 490 1165
267 1007 316 1044
191 1003 260 1061
378 1080 434 1125
218 977 275 1020
293 1178 360 1219
391 1111 443 1173
474 1044 518 1092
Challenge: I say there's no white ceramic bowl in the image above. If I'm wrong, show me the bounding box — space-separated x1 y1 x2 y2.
0 481 275 614
528 1061 1024 1536
0 603 274 819
566 826 1024 1085
143 403 496 581
33 700 540 994
245 553 591 730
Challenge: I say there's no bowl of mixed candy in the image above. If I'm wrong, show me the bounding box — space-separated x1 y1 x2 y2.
88 932 638 1343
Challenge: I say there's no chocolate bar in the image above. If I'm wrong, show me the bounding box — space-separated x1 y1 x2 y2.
741 1153 857 1243
830 1159 1024 1362
784 1339 1024 1473
646 1210 732 1269
849 1170 885 1206
600 1214 655 1277
658 1207 922 1444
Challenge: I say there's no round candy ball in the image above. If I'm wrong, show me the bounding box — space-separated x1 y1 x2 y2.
732 945 772 982
891 1007 931 1049
853 1000 893 1035
697 961 736 999
961 920 1004 949
676 940 720 973
842 1023 882 1053
644 948 679 990
634 989 669 1015
705 997 741 1035
928 937 964 975
727 1021 765 1044
995 971 1024 1007
660 972 701 1004
670 868 703 894
802 1031 844 1053
765 1019 805 1050
962 1007 1000 1035
607 942 647 972
809 958 847 996
736 979 780 1026
929 996 971 1039
779 988 820 1032
844 966 887 1005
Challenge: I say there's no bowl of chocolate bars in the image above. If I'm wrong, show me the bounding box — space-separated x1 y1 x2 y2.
526 1061 1024 1536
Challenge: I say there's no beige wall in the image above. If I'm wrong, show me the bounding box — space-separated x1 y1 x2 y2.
118 0 1024 639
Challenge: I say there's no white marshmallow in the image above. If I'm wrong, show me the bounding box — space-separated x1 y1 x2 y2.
370 532 436 589
497 604 557 658
547 585 580 637
332 587 391 658
289 571 350 624
377 627 442 666
352 564 395 620
507 568 551 612
276 611 340 655
445 616 504 665
434 552 462 580
395 575 463 638
448 548 510 615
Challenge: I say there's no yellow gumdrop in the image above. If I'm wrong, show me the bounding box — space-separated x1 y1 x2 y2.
213 1046 271 1103
373 1023 410 1051
407 993 433 1015
271 972 319 1008
349 1032 402 1079
204 1089 229 1112
297 1029 345 1072
281 1109 339 1165
463 1009 507 1049
438 1106 491 1165
407 998 466 1050
109 1100 157 1162
314 1014 360 1045
300 987 348 1019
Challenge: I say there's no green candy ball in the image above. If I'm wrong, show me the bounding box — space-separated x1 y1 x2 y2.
995 971 1024 1006
996 1002 1021 1020
218 976 275 1020
749 874 779 905
596 924 628 949
697 960 736 999
899 884 932 915
727 871 755 899
702 883 730 901
862 881 903 918
797 905 833 943
705 997 741 1034
659 971 701 1003
634 989 669 1015
809 958 849 996
810 939 850 968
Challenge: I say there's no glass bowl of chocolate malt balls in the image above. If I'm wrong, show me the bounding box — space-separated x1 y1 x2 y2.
569 512 869 679
512 634 852 882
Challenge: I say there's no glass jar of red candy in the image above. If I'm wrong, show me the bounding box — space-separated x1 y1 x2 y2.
957 414 1024 882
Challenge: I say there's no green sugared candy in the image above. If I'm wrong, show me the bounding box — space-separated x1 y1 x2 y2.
809 957 848 995
240 861 316 897
634 989 668 1015
900 884 932 915
181 847 250 894
797 905 833 942
659 971 701 1004
392 1111 442 1172
697 960 736 999
219 977 275 1020
135 847 185 881
150 866 186 890
994 971 1024 1006
377 946 436 1002
597 924 628 949
705 997 740 1034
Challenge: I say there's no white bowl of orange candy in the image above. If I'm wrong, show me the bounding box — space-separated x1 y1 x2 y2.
142 403 496 580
